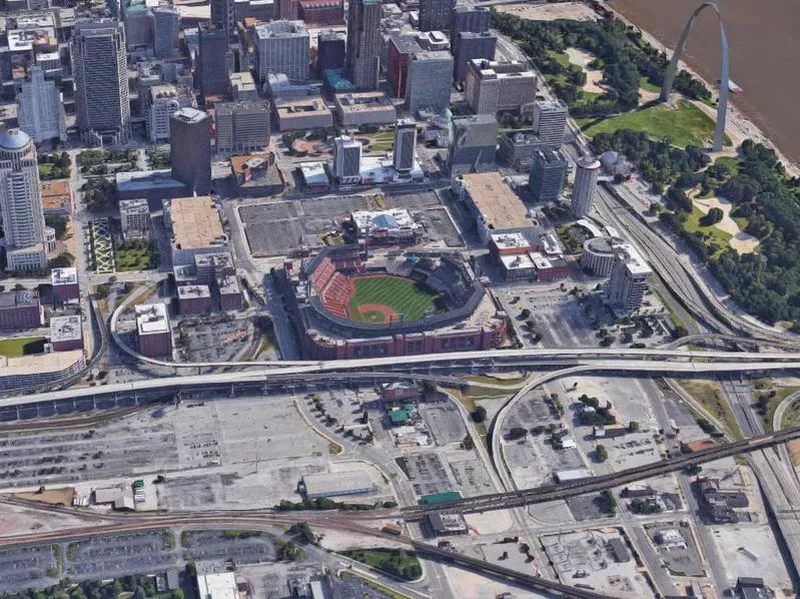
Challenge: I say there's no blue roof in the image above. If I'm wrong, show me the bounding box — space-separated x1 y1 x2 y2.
323 68 356 90
373 213 398 229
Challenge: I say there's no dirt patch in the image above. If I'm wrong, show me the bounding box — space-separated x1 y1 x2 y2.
495 1 598 22
692 193 759 254
788 440 800 468
565 47 606 95
357 303 398 323
17 487 75 506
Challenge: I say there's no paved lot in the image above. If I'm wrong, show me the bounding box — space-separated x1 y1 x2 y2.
396 452 454 498
646 523 706 578
420 401 466 446
179 318 252 362
0 546 58 591
239 197 365 256
183 531 275 564
416 207 463 247
566 495 613 521
239 191 450 256
66 531 175 580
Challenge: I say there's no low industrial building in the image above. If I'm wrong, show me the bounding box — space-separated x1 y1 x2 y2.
0 290 43 332
351 209 422 246
334 92 397 127
217 276 244 311
0 350 85 391
426 513 468 536
299 162 331 190
529 252 569 282
301 470 375 498
40 180 73 215
455 172 537 244
164 196 228 266
119 198 152 241
196 572 239 599
554 468 592 483
135 303 173 358
489 232 533 257
607 538 630 563
229 153 285 197
51 267 79 303
50 315 83 351
177 285 213 314
274 97 333 132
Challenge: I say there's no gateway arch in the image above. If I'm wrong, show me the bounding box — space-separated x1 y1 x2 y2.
659 1 729 151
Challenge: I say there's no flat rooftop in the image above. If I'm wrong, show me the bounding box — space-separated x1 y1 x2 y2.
119 198 150 214
0 289 38 309
40 180 72 212
491 232 531 251
461 172 532 230
616 243 652 276
50 315 82 343
51 267 77 286
500 253 534 270
0 350 84 377
168 196 225 250
303 470 374 497
177 285 211 300
197 572 237 599
274 97 331 115
135 303 170 335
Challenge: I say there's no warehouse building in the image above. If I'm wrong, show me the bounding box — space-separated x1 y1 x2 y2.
135 303 172 357
177 285 213 314
50 315 84 352
455 172 537 245
164 196 228 266
426 513 468 536
301 470 375 498
51 267 79 304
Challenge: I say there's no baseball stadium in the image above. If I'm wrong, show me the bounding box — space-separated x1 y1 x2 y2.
278 245 508 359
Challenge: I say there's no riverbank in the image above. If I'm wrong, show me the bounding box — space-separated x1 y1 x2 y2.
607 0 800 174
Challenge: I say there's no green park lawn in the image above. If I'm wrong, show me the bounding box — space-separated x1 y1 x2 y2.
715 155 739 176
348 276 438 322
340 549 422 581
0 336 46 357
115 247 154 272
639 75 661 94
580 100 731 148
683 206 732 257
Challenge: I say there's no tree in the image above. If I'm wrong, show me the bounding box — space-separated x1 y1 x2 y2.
421 380 437 397
519 308 531 319
595 444 608 462
471 405 487 423
462 434 474 450
628 420 640 433
599 489 617 514
700 207 724 226
507 427 527 441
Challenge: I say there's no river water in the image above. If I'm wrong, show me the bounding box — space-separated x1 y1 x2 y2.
608 0 800 164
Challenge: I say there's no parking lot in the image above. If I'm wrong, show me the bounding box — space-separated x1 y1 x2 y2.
66 531 176 580
0 545 58 591
503 393 586 489
396 452 453 498
415 207 463 247
238 190 452 256
645 522 706 578
183 531 275 565
178 318 253 362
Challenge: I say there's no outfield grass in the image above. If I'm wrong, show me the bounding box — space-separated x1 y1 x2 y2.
348 276 438 322
580 100 731 148
0 337 46 357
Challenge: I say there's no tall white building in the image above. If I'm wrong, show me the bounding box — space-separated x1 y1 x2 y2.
393 118 416 173
570 157 601 218
145 84 196 143
333 136 362 184
254 20 310 83
17 67 67 144
71 19 131 145
609 244 652 312
533 99 568 148
0 130 48 271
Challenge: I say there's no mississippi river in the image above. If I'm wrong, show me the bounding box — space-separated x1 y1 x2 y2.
609 0 800 164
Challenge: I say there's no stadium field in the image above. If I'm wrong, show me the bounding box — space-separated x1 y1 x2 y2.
348 275 438 322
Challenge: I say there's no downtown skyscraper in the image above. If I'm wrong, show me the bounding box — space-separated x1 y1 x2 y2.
346 0 381 90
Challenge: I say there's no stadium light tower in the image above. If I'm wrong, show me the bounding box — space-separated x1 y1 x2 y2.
660 1 729 152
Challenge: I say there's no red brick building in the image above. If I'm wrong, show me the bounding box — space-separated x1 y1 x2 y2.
0 290 43 332
177 285 213 314
297 0 343 25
